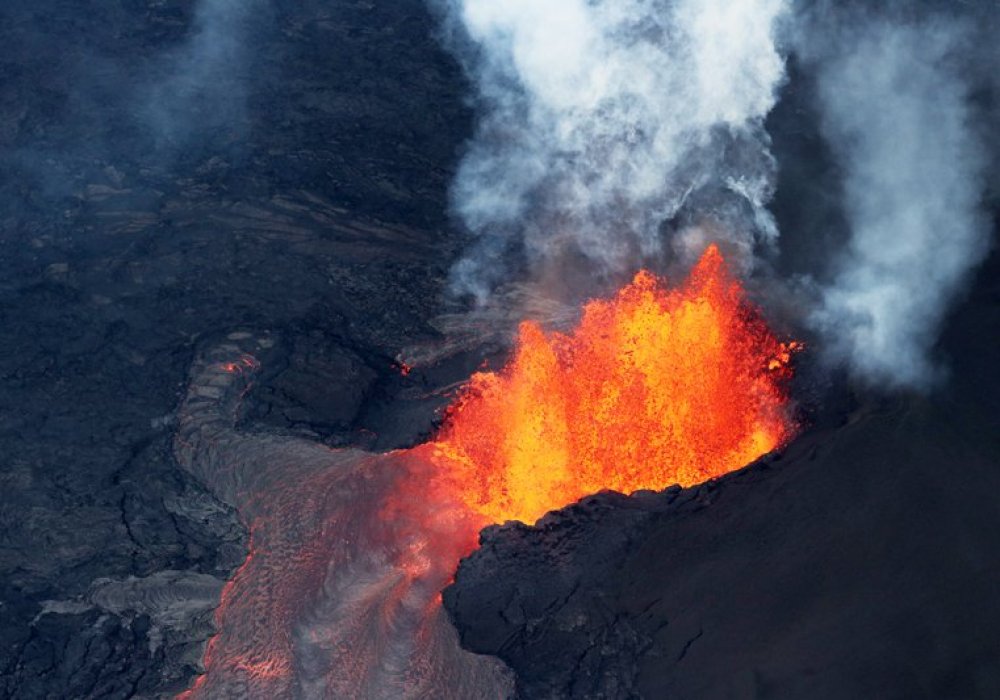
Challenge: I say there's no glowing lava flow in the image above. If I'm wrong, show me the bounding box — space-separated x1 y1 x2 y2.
173 245 797 699
428 245 798 525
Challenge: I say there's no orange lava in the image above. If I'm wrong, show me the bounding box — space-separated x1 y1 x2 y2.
429 245 798 525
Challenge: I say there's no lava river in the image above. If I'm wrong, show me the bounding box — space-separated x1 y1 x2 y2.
175 245 797 698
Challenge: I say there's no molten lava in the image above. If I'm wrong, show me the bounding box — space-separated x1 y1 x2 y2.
429 245 798 525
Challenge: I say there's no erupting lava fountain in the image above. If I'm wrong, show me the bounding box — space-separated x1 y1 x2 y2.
419 243 800 526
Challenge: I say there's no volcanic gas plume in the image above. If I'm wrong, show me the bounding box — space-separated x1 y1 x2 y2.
176 247 796 698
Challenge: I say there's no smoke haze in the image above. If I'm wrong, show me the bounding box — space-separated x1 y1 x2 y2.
0 0 268 211
140 0 267 149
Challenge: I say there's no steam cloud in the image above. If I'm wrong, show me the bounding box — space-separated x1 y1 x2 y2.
436 0 791 302
801 14 991 388
440 0 996 390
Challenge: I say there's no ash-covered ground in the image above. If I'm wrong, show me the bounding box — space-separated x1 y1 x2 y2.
1 1 999 699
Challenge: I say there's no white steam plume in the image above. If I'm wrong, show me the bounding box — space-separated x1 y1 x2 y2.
806 18 990 388
437 0 791 302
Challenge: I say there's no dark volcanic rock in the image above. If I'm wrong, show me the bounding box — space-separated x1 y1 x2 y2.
445 491 677 699
248 331 379 435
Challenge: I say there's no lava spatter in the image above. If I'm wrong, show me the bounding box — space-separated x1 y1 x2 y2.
430 245 798 525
